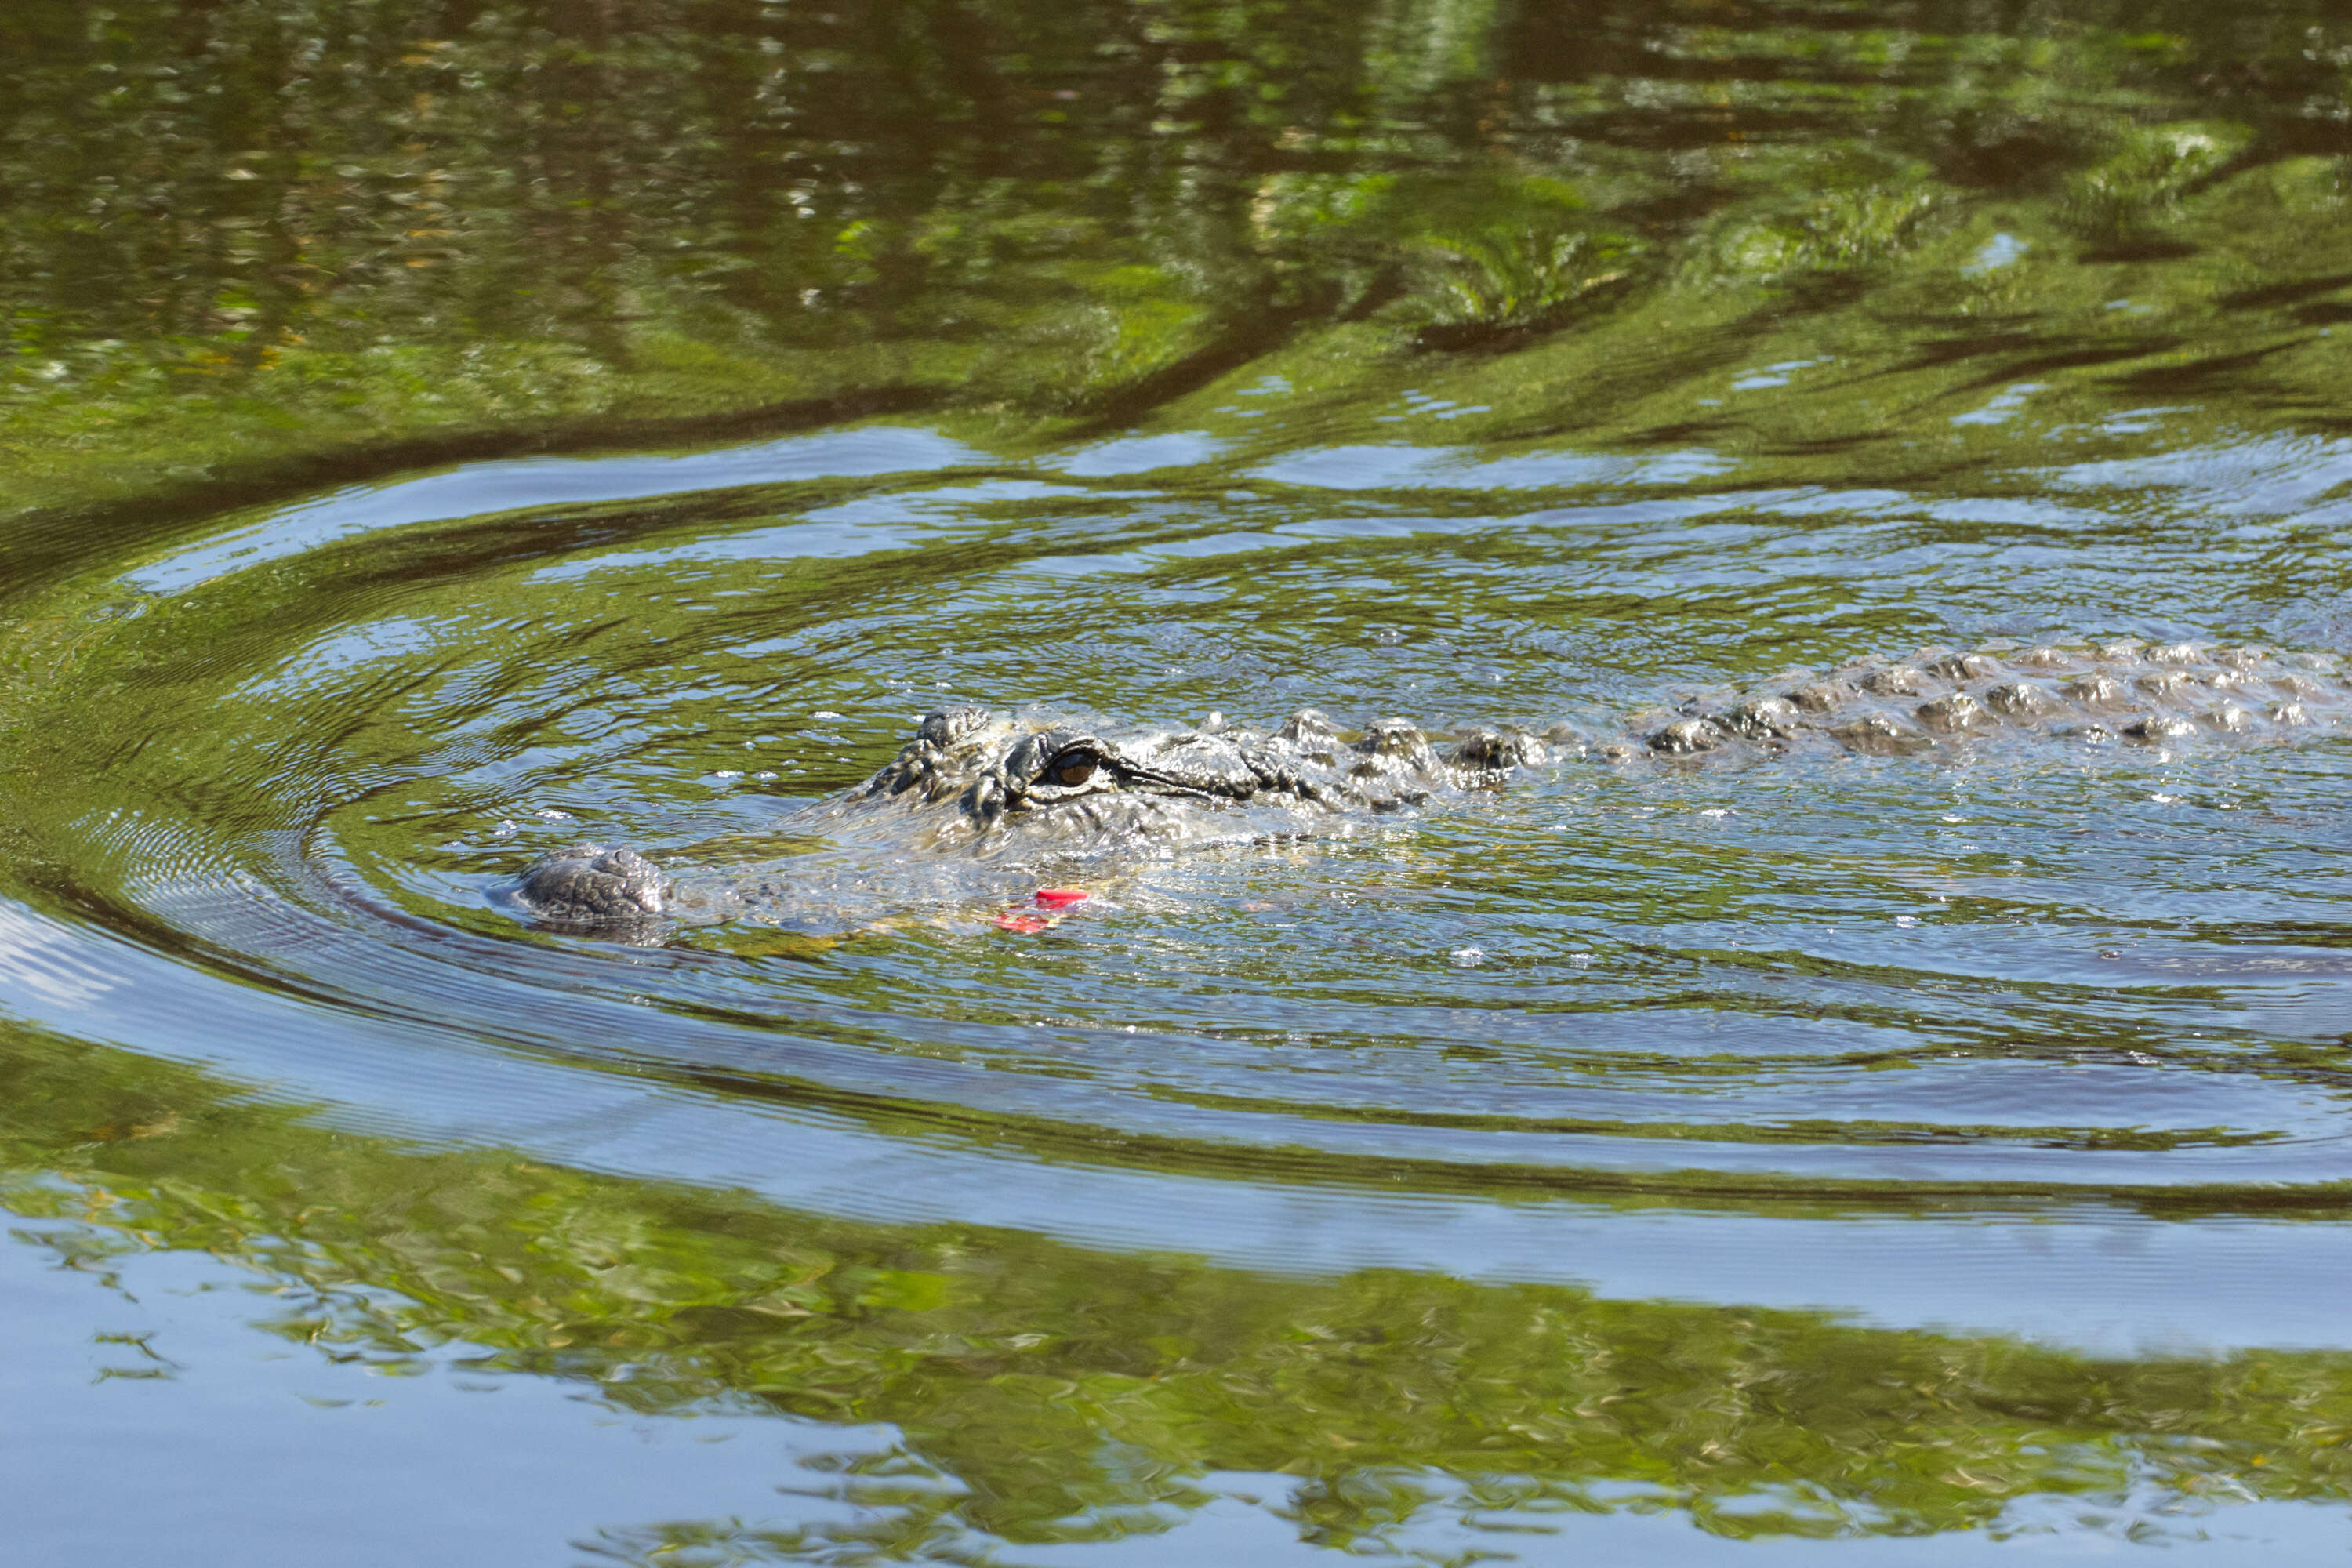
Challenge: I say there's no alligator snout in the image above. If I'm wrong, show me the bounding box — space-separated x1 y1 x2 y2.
510 843 667 923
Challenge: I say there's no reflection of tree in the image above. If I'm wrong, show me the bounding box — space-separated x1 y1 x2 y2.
0 0 2348 509
8 1032 2352 1553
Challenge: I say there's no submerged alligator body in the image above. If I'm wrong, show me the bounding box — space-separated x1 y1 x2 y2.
510 638 2349 930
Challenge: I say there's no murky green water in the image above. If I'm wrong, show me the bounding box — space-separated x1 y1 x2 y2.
7 3 2352 1562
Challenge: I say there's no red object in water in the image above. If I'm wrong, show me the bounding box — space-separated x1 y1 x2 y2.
1034 887 1090 908
993 913 1051 934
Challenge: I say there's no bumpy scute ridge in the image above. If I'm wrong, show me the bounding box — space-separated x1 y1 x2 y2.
1628 641 2347 761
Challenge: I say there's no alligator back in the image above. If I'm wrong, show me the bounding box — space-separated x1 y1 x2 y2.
1619 641 2349 760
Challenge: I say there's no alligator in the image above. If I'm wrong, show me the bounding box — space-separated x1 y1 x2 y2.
508 638 2347 931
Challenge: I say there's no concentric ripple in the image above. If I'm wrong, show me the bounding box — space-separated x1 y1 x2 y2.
3 420 2350 1232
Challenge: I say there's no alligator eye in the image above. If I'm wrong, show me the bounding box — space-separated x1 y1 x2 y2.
1047 750 1098 787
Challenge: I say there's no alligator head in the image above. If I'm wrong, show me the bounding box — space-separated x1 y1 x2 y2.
507 706 1549 927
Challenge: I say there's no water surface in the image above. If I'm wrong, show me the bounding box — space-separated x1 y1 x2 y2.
7 2 2352 1562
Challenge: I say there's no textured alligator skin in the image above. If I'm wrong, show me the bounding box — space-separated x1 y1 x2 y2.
1622 639 2347 760
507 639 2347 927
508 704 1546 925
